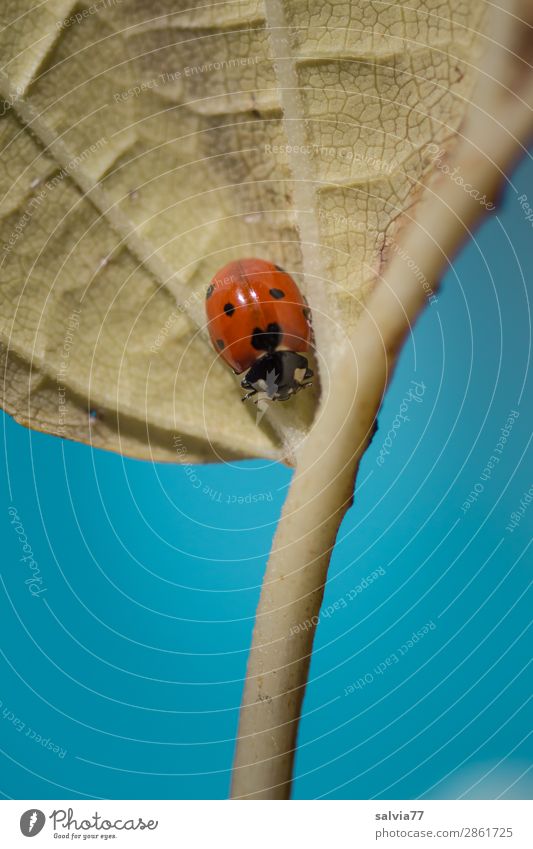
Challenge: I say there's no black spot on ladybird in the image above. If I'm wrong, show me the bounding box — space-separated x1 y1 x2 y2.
224 302 235 317
269 288 285 299
251 322 282 352
206 284 214 299
216 338 225 350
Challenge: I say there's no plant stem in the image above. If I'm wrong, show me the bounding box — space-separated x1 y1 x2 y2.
230 382 373 799
231 0 533 798
231 125 531 800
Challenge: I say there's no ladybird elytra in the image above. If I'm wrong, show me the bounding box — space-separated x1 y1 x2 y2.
205 258 313 403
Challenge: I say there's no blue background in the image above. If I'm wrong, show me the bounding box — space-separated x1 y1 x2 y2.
1 154 531 801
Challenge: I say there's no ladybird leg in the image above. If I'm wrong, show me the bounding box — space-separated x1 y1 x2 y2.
241 388 258 402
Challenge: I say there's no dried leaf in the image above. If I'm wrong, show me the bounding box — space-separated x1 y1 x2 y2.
0 0 487 462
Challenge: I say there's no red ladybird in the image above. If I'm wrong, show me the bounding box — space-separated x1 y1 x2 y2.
205 258 313 403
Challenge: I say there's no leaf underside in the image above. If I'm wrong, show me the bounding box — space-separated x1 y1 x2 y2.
0 0 486 464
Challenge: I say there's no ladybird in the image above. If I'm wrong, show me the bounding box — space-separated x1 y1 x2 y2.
205 258 313 403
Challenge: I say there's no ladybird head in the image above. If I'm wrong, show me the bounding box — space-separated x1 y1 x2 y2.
241 351 313 403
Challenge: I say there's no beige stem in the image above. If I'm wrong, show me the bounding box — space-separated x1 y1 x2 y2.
230 108 532 798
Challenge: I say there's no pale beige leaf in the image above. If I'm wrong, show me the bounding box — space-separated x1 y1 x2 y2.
0 0 487 462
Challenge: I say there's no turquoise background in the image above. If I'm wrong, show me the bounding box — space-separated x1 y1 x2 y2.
1 154 531 801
